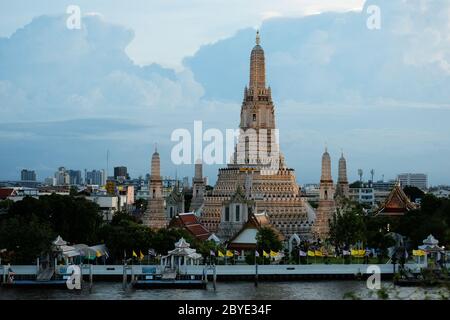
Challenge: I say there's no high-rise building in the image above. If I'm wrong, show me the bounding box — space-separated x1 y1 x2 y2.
397 173 428 190
44 177 57 186
182 176 189 189
114 166 128 180
86 169 105 186
21 169 36 181
55 167 70 185
67 170 82 185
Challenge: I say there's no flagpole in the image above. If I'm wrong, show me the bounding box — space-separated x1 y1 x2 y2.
254 248 258 287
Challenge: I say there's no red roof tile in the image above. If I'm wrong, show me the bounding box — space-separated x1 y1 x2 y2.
0 188 14 200
169 213 211 241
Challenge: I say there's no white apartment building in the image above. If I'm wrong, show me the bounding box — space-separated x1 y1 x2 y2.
397 173 428 190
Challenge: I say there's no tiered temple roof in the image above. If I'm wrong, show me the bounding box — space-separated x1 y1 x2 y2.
375 181 417 216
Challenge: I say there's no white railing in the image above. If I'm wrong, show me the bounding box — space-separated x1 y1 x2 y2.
2 263 424 277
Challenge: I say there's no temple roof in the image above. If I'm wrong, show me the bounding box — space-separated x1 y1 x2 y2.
169 212 211 241
0 188 14 200
228 212 284 248
375 182 417 216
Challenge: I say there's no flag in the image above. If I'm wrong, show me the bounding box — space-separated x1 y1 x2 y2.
255 250 260 257
148 249 156 256
263 250 269 258
413 249 426 256
299 250 307 257
218 250 225 257
342 250 350 256
307 250 315 257
139 250 144 260
96 250 102 258
314 250 323 257
351 249 359 256
210 250 216 256
270 250 278 257
358 249 366 256
226 250 233 257
132 250 138 258
234 250 240 256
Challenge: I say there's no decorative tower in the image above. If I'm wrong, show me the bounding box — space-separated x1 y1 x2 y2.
336 152 349 198
312 148 336 240
143 146 167 229
200 31 310 240
234 30 283 169
190 158 205 212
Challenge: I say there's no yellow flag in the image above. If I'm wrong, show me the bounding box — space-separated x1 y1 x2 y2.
263 250 269 257
218 250 224 257
270 250 278 257
226 250 234 257
132 250 138 258
307 250 315 257
413 249 426 256
314 250 323 257
351 249 359 256
139 250 144 260
358 249 366 256
96 250 102 258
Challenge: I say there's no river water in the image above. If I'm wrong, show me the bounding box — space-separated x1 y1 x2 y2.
1 281 449 300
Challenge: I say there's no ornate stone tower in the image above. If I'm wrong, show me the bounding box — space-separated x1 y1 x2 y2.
312 148 336 240
200 31 312 240
336 152 349 198
190 158 205 212
234 30 282 169
143 146 167 229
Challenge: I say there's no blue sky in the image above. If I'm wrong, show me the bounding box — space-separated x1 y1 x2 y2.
0 0 449 185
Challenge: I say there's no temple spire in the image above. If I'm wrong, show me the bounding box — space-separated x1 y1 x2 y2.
249 30 266 89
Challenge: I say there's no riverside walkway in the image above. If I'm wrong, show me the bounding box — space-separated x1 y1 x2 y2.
1 263 425 282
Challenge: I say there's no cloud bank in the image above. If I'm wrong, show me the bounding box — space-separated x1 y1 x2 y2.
1 0 450 185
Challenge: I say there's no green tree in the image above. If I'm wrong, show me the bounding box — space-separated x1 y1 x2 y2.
134 198 147 213
329 207 366 247
98 212 153 262
150 228 195 255
403 186 424 203
7 194 103 244
0 214 55 264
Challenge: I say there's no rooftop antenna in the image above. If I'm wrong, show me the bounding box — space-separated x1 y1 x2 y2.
358 169 363 182
106 149 109 179
370 169 375 182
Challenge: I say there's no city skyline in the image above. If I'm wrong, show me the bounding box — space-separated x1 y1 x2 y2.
1 0 450 185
